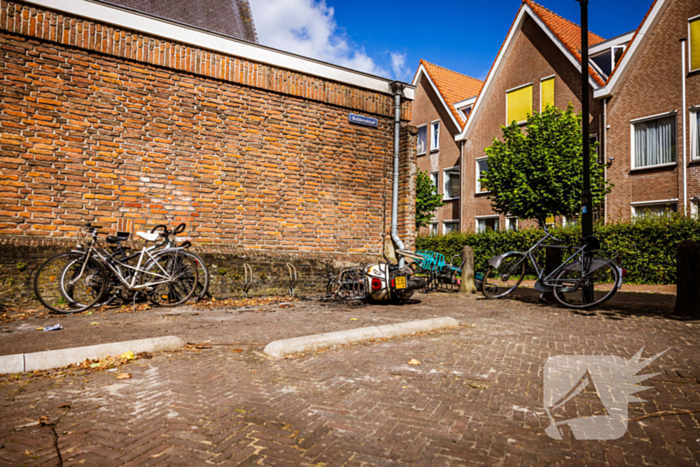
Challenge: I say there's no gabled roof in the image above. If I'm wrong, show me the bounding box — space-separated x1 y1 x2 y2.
525 0 607 86
456 0 606 142
412 60 484 130
96 0 258 43
594 0 669 98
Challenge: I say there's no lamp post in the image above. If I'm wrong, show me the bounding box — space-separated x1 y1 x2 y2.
578 0 593 238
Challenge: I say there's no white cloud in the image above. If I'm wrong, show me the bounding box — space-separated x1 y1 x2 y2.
249 0 396 78
390 52 410 81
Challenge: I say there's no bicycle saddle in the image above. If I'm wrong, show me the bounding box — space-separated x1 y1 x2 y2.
580 235 600 251
136 231 160 242
106 232 130 244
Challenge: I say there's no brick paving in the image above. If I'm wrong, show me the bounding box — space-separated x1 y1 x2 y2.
0 290 698 466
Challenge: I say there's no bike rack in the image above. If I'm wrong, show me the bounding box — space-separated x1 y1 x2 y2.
243 263 254 299
285 263 298 296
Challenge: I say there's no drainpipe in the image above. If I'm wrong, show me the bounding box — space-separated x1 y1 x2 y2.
390 81 406 268
680 38 688 212
603 97 608 224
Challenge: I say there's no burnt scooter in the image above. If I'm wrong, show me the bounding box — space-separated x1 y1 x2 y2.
328 249 426 302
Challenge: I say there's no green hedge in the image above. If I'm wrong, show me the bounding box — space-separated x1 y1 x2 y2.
415 214 700 285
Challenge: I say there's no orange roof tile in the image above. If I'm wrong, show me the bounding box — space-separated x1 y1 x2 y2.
420 60 484 127
524 0 607 86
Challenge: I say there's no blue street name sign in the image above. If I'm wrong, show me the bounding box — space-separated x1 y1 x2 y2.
348 113 378 128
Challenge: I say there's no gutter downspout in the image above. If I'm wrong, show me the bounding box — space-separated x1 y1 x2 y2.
681 38 688 212
390 81 406 268
603 97 608 224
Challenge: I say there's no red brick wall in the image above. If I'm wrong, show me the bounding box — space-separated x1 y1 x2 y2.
410 78 462 235
605 0 700 220
462 16 603 231
0 0 414 255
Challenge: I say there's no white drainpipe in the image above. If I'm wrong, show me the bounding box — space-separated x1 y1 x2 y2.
681 38 688 212
390 82 406 267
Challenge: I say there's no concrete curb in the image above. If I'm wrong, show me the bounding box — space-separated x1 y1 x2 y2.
0 336 185 374
263 317 459 358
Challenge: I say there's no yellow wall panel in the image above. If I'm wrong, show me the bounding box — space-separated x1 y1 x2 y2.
691 19 700 71
506 84 533 124
541 77 555 110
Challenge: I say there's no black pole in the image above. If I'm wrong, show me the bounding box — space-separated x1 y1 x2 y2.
579 0 593 238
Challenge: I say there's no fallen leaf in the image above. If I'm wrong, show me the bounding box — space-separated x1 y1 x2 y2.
59 403 71 409
407 359 421 365
231 348 244 353
90 322 98 326
89 363 100 368
120 351 135 361
469 383 489 389
117 373 132 380
36 327 44 331
350 318 358 321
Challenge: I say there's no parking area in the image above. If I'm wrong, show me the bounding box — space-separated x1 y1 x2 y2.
0 290 698 466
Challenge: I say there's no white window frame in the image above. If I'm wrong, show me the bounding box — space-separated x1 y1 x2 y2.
689 15 700 73
631 199 678 217
430 120 440 152
416 124 427 156
476 215 499 233
505 82 533 126
691 107 700 161
443 166 460 201
629 111 678 171
458 105 472 121
430 171 439 193
443 220 459 235
506 216 518 231
539 75 555 112
429 222 439 236
612 45 626 69
475 156 490 194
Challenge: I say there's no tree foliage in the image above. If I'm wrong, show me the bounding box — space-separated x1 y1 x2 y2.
415 169 444 228
481 104 611 224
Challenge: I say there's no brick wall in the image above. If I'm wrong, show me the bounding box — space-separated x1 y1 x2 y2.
605 0 700 221
462 16 604 231
0 0 414 256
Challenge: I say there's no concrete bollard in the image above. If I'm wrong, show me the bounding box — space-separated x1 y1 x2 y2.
459 246 477 294
674 240 700 316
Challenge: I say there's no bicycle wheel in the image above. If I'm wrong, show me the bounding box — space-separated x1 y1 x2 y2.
143 251 198 307
482 253 526 299
34 252 108 314
182 251 210 302
552 259 619 310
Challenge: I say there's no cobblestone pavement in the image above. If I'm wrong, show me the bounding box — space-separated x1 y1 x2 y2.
0 290 698 466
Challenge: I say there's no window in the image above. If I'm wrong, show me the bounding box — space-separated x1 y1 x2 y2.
540 76 555 110
430 171 439 190
506 83 533 124
632 201 678 218
443 221 459 235
476 157 489 193
443 167 460 200
690 17 700 72
632 114 677 169
477 216 499 233
429 222 439 236
416 125 427 155
692 110 700 160
612 45 625 67
430 121 440 151
506 217 518 231
459 105 472 121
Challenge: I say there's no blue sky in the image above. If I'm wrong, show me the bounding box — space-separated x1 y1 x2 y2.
249 0 652 82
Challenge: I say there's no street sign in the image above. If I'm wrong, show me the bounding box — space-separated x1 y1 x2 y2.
348 113 378 128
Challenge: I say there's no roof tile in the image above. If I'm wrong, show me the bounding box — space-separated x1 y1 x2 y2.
420 60 484 127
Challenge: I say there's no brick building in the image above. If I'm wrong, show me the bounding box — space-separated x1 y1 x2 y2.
595 0 700 220
444 0 700 232
410 60 483 235
0 0 416 299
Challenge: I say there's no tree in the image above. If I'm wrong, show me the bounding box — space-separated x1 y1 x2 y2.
481 104 611 225
415 169 444 228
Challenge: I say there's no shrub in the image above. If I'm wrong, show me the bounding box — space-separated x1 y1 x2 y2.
415 214 700 285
